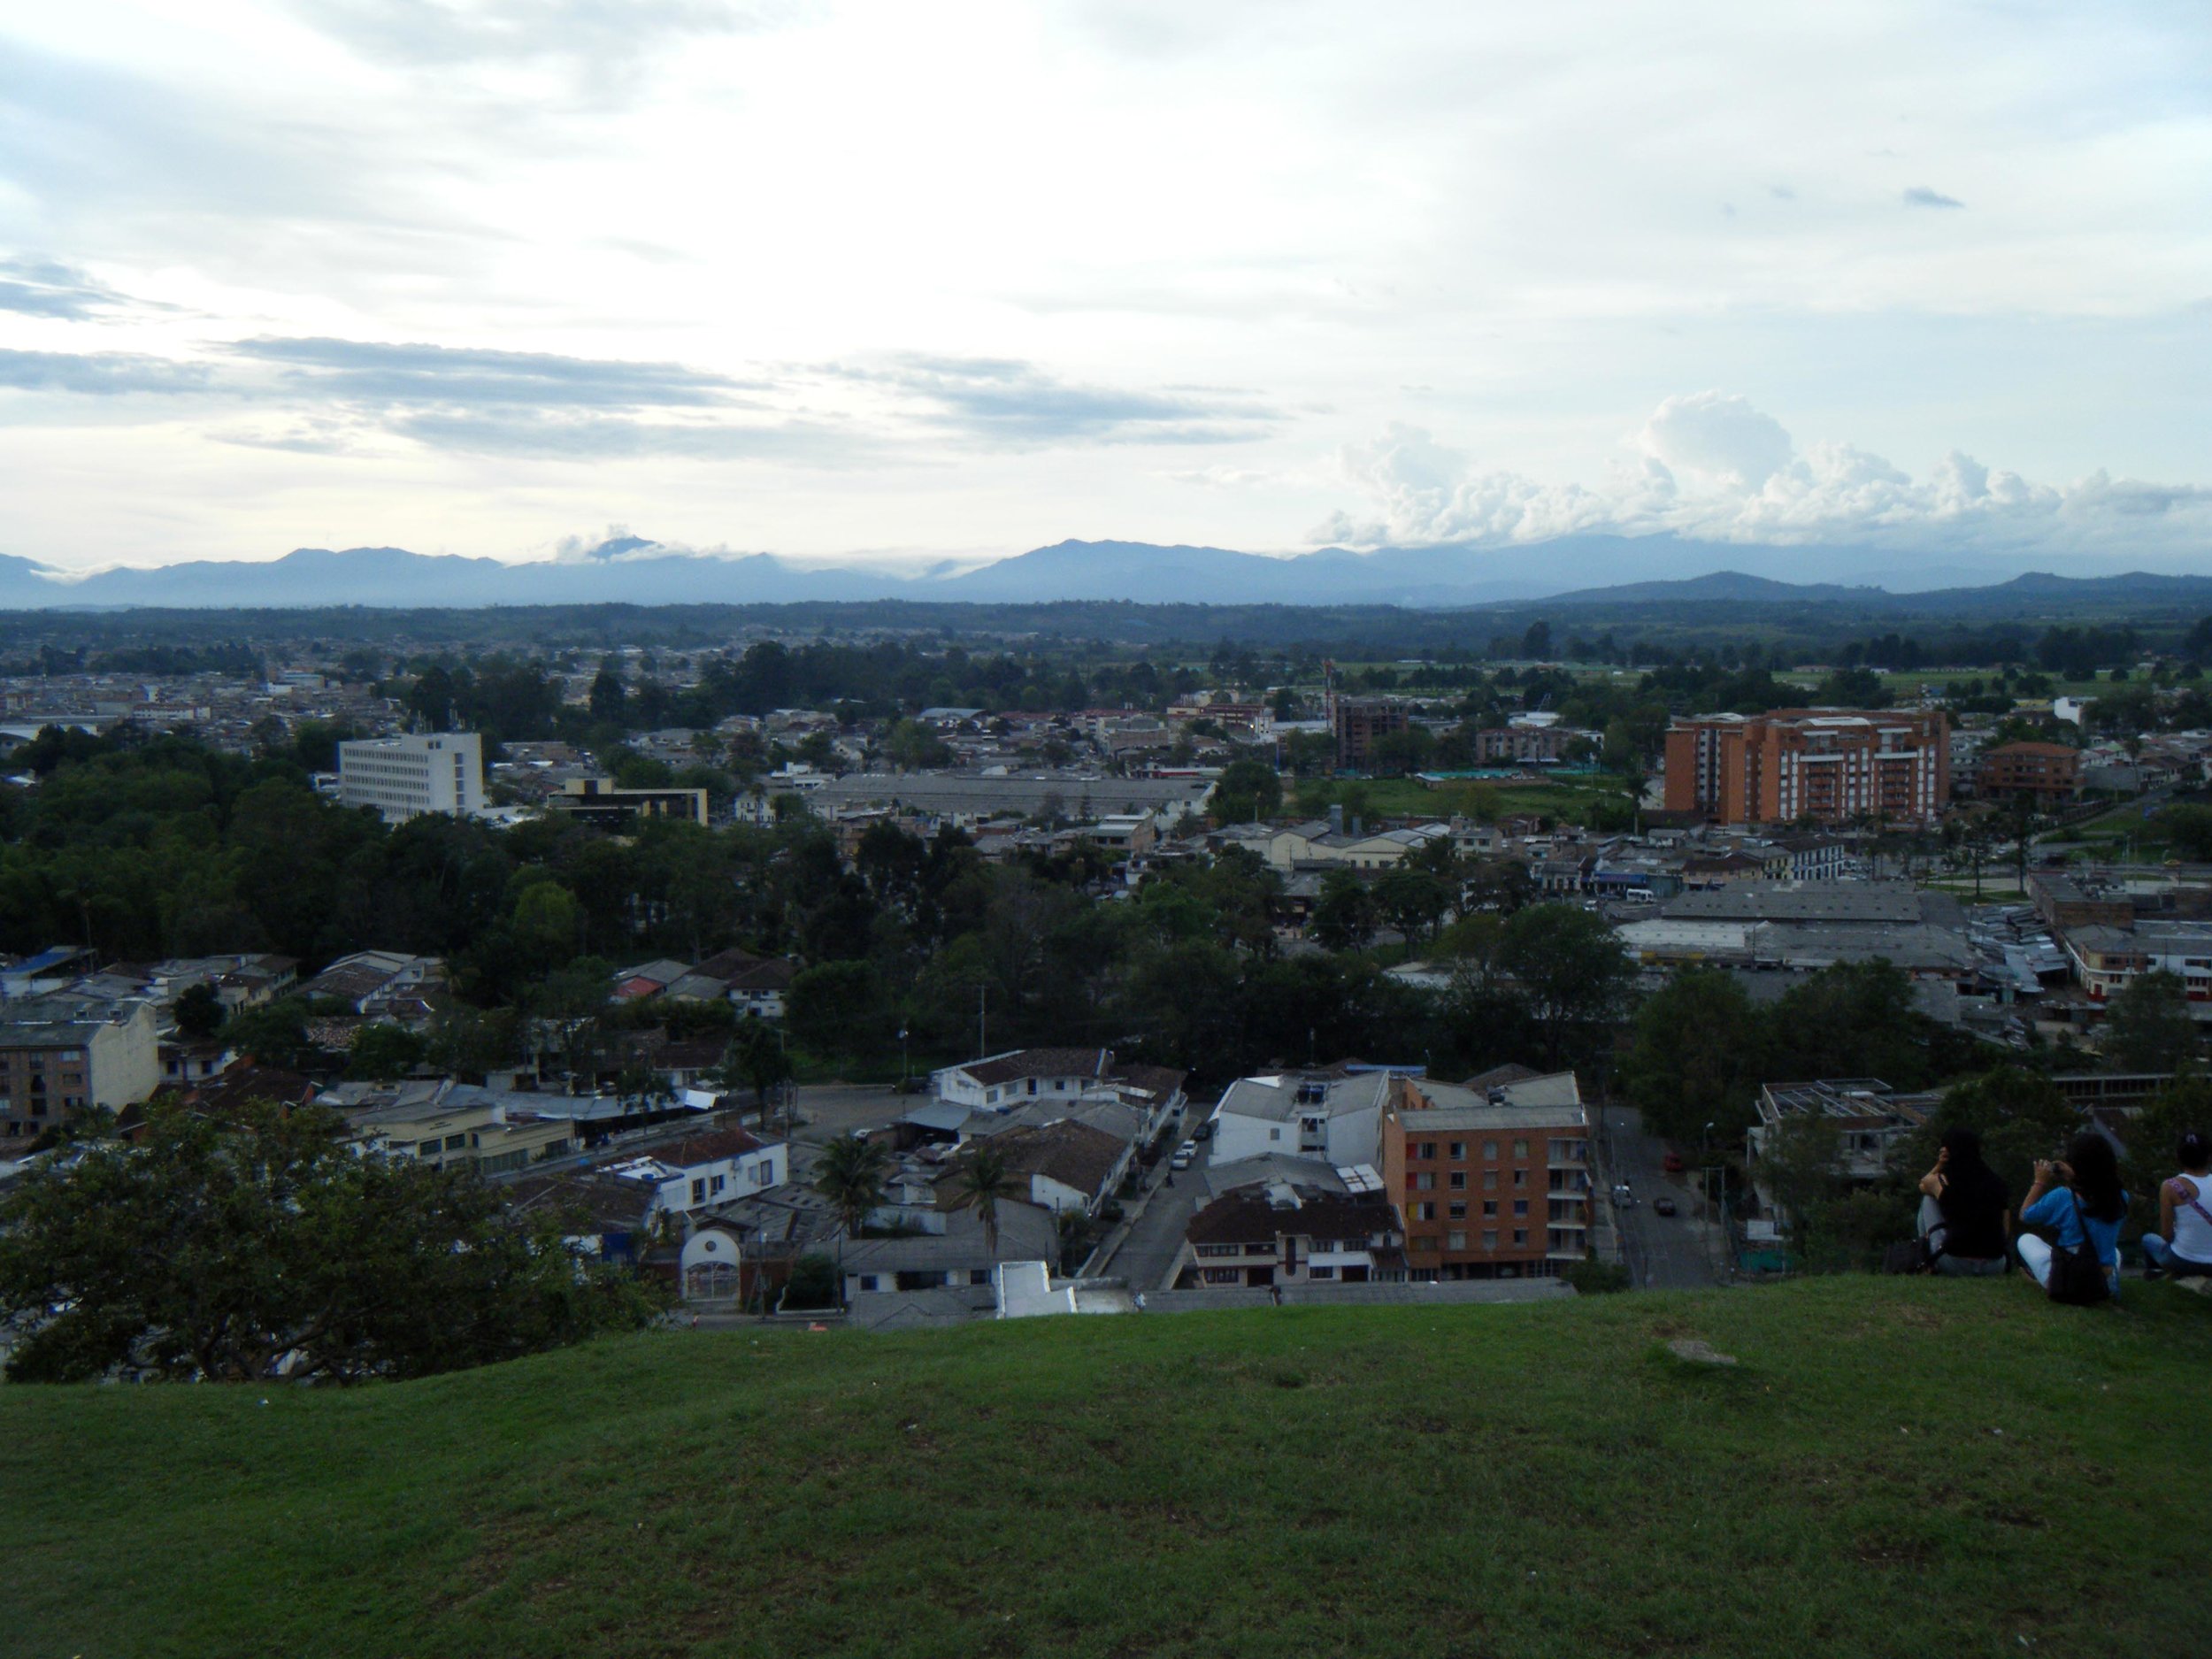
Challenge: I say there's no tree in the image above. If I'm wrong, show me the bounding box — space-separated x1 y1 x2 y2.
0 1100 657 1383
950 1145 1014 1257
1759 1113 1843 1263
1309 869 1377 952
1496 903 1635 1071
2119 1073 2212 1233
173 981 225 1041
1373 865 1449 944
787 960 895 1060
2156 804 2212 863
1209 757 1283 825
1618 968 1770 1143
2103 970 2200 1073
346 1021 428 1082
220 998 316 1071
814 1133 892 1238
714 1020 794 1116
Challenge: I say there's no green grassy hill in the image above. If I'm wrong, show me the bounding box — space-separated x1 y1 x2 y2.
8 1279 2207 1659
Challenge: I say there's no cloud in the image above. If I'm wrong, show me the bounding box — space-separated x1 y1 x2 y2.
229 336 761 409
382 408 872 463
1640 391 1794 488
819 353 1279 446
0 349 211 395
1903 186 1965 209
0 256 149 320
1318 395 2212 559
1164 465 1278 488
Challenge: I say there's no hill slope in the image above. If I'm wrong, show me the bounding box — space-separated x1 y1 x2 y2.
4 1279 2206 1658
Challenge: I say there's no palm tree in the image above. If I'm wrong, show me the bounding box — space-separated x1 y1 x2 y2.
952 1146 1015 1258
814 1133 892 1238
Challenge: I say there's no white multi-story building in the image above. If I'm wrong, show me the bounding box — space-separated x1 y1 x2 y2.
1209 1070 1394 1169
338 732 485 824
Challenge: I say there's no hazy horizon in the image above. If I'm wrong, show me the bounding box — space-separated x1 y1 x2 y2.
3 4 2208 579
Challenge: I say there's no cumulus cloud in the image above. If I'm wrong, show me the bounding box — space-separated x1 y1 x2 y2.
1317 395 2212 559
1903 186 1965 209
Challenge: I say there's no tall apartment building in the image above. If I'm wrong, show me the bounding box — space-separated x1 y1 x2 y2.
1328 693 1409 772
0 999 161 1139
1663 709 1948 827
1977 741 2081 804
338 732 485 824
1379 1071 1590 1279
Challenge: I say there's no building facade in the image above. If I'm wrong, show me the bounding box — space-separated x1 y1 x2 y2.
0 999 161 1139
1378 1072 1589 1279
1329 694 1409 772
1663 709 1948 826
338 731 485 823
1977 741 2081 803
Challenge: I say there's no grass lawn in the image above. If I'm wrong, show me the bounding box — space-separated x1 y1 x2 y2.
7 1278 2209 1658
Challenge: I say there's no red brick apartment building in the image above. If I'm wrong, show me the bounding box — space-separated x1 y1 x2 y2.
1976 741 2081 803
1328 693 1409 771
1663 708 1948 827
1379 1072 1590 1279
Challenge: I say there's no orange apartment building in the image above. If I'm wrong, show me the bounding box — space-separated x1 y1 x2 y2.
1662 708 1948 827
1379 1071 1590 1279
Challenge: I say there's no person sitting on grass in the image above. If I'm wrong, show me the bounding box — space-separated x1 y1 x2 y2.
2141 1130 2212 1281
1915 1126 2009 1276
2016 1133 2128 1302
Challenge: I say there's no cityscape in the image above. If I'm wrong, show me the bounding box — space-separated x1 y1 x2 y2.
3 4 2208 1656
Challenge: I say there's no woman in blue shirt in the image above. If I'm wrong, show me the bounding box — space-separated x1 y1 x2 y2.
2016 1132 2127 1301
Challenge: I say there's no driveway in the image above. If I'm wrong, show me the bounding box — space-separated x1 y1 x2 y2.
786 1081 916 1146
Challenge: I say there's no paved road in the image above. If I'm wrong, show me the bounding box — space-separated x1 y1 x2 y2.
1599 1104 1727 1291
1095 1129 1208 1292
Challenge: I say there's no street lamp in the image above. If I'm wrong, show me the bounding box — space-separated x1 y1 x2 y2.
898 1026 910 1091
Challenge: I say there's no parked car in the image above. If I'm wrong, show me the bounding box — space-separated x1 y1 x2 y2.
1194 1119 1215 1141
1653 1196 1678 1217
1170 1142 1196 1171
1611 1183 1634 1208
1662 1151 1685 1173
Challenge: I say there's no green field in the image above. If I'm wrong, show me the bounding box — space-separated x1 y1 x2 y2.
7 1278 2207 1658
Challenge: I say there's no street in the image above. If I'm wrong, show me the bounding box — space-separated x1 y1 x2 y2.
1093 1131 1207 1291
1599 1103 1727 1291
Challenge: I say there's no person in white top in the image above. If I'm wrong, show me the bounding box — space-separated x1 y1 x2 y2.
2142 1131 2212 1279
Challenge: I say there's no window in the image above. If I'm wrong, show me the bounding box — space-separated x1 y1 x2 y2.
858 1274 880 1292
1448 1202 1466 1220
1448 1231 1467 1251
1270 1127 1281 1141
1513 1199 1529 1217
1483 1141 1498 1159
1448 1141 1466 1160
1513 1139 1530 1159
1482 1230 1498 1252
1414 1172 1434 1192
691 1179 706 1202
1482 1171 1498 1191
1448 1171 1466 1190
1482 1200 1498 1217
1309 1265 1335 1280
971 1269 992 1286
1412 1202 1436 1222
1417 1141 1437 1160
1203 1268 1242 1285
1513 1229 1528 1246
710 1175 726 1194
444 1133 469 1151
1513 1169 1528 1189
1196 1243 1241 1258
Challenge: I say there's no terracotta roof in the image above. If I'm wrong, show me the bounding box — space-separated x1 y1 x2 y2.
959 1047 1115 1087
944 1119 1125 1202
691 947 766 981
726 958 797 992
1461 1063 1542 1092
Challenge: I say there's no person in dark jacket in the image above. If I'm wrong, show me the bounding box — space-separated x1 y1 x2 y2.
1916 1126 2010 1276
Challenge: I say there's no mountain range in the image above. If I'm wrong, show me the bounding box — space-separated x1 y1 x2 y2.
0 535 2206 612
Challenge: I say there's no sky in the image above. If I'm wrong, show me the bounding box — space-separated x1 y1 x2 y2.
1 0 2208 579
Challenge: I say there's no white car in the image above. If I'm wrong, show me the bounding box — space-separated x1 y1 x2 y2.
1170 1142 1196 1171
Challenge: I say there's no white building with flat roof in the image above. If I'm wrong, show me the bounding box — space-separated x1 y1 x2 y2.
338 732 485 824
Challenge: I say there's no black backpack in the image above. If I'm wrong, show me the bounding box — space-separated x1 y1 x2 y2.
2047 1189 2112 1306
